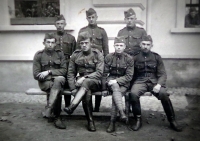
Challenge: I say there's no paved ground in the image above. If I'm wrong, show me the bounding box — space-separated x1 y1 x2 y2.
0 91 200 141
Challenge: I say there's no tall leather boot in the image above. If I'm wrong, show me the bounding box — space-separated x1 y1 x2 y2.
94 95 102 112
161 98 182 132
130 98 142 131
64 87 86 115
64 95 71 107
82 92 96 132
45 89 60 118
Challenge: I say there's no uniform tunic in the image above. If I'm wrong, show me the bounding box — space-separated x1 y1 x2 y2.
77 24 109 56
52 31 76 63
133 51 167 86
102 52 134 91
117 25 147 56
33 49 67 91
67 48 104 91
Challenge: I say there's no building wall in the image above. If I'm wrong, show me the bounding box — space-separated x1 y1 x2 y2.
0 0 200 92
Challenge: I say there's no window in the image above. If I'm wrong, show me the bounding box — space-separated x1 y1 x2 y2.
185 0 200 28
11 0 60 25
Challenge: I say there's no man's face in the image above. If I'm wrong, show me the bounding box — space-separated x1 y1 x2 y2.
190 11 197 18
140 41 153 53
87 14 98 25
114 43 126 54
43 38 56 51
125 15 137 27
55 20 66 32
80 38 91 52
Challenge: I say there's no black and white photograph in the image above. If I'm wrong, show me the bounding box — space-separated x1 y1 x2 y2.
0 0 200 141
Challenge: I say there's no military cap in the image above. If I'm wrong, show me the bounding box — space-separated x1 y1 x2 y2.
44 33 56 40
141 35 153 42
86 8 97 16
78 31 92 42
114 36 126 44
189 7 197 13
124 8 136 18
55 14 65 21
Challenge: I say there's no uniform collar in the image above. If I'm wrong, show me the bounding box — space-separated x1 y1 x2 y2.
141 50 152 56
82 48 92 56
44 48 54 55
88 24 97 29
114 52 123 58
127 24 136 30
57 30 65 36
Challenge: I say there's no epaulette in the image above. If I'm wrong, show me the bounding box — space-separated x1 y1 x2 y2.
55 48 62 52
80 26 88 30
119 27 126 32
91 48 100 54
35 49 44 55
73 49 82 53
134 51 141 56
152 51 160 56
136 24 144 29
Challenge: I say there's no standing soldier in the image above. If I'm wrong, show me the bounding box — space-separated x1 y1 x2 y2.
129 35 182 132
52 15 76 108
77 8 109 112
117 8 147 56
102 36 134 133
64 31 104 131
33 33 67 129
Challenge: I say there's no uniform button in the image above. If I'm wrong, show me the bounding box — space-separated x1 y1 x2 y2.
61 48 63 49
50 66 52 67
145 57 146 58
50 61 51 62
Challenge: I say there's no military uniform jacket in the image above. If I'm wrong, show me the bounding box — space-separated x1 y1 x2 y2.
133 51 167 86
52 31 76 60
77 24 109 56
117 25 147 56
67 48 104 91
33 49 67 81
102 52 134 90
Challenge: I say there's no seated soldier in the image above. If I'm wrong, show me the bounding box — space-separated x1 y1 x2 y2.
33 33 67 129
63 31 104 132
129 35 182 132
102 36 134 133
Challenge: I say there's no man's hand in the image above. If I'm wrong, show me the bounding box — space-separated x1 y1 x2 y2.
71 89 78 96
102 90 110 97
153 84 161 93
75 77 85 87
108 79 117 86
37 71 49 80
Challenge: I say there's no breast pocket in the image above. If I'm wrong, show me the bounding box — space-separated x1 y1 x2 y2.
135 63 145 71
147 62 157 70
94 36 103 45
41 61 49 70
54 60 61 69
63 41 73 54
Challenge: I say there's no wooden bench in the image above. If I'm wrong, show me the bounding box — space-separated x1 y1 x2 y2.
25 88 153 118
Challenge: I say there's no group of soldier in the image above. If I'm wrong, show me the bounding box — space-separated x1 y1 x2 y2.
33 8 182 133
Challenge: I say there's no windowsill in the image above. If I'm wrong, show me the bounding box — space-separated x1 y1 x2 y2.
0 25 75 32
171 28 200 33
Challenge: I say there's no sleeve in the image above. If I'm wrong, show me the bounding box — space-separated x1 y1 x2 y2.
101 29 109 56
86 52 104 80
76 29 83 49
156 55 167 86
72 36 77 53
32 52 42 80
116 57 134 86
101 55 110 90
51 52 67 76
67 53 77 90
